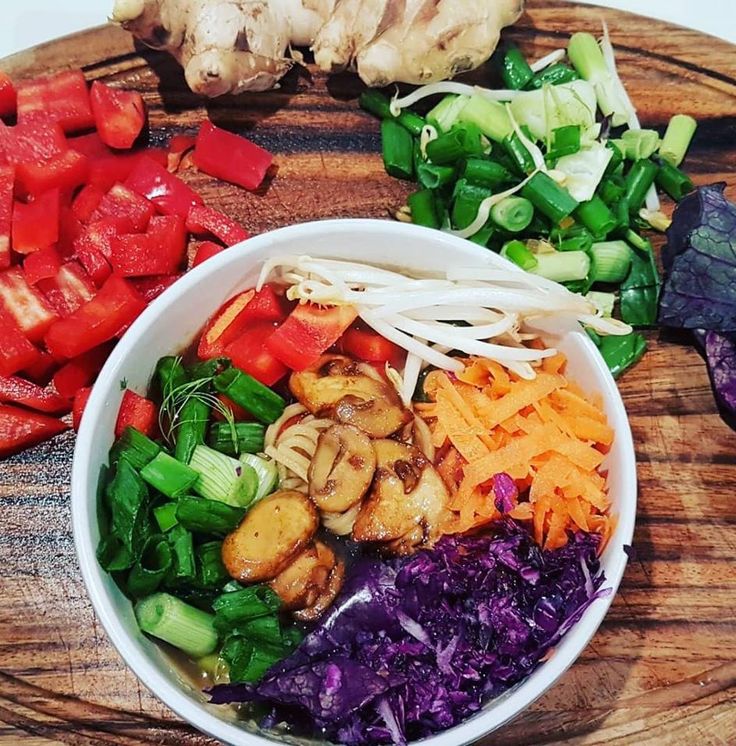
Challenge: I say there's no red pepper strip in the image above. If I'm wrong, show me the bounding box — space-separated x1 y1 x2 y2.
73 221 114 287
72 386 92 431
167 134 196 172
110 214 187 277
0 72 17 118
340 323 406 367
191 240 226 268
0 121 67 164
0 308 40 377
0 403 69 458
0 375 69 413
193 120 273 191
91 183 155 233
90 81 146 150
267 303 358 371
23 246 62 285
186 204 249 246
51 342 112 399
15 149 89 198
124 155 203 217
115 389 158 438
72 183 106 223
225 322 288 386
130 274 182 303
0 267 59 342
22 350 57 384
11 189 60 253
38 261 97 318
16 70 94 134
44 274 146 359
57 206 83 261
0 165 13 269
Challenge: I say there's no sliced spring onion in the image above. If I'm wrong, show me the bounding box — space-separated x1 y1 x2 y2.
381 119 414 180
153 502 179 533
208 421 265 457
213 368 285 425
174 397 210 465
574 195 617 239
168 524 196 581
197 541 229 589
527 62 580 89
624 160 659 214
463 158 513 189
109 426 161 471
491 196 534 232
457 94 514 142
426 94 470 132
140 452 199 498
615 129 661 160
659 114 697 167
655 160 694 201
176 495 245 535
127 535 173 598
590 240 632 283
188 444 258 507
521 171 579 223
501 240 539 270
586 291 616 318
500 45 534 90
529 250 591 283
239 453 279 502
408 189 440 229
358 89 425 135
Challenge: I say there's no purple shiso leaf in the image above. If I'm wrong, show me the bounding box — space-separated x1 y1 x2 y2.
703 331 736 415
492 472 518 513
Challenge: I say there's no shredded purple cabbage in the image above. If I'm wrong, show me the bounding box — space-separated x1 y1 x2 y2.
491 472 518 513
210 520 608 744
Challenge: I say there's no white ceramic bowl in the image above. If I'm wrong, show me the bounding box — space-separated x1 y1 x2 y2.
72 219 636 746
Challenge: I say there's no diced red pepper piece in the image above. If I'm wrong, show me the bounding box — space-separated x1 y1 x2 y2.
167 134 196 172
57 206 83 260
193 120 273 191
51 342 112 398
115 389 158 438
225 322 288 386
124 155 203 217
37 262 96 317
15 149 89 197
0 267 59 341
44 274 145 358
0 308 40 376
212 392 252 422
16 70 94 134
22 350 57 384
72 183 105 223
340 323 406 367
91 183 155 233
110 214 187 277
191 240 226 268
130 274 181 303
0 121 67 164
0 403 68 457
267 303 358 371
0 72 17 118
0 375 69 413
73 221 115 287
186 204 249 246
0 165 13 269
11 189 60 253
23 246 62 285
89 81 146 150
67 132 111 159
72 385 92 430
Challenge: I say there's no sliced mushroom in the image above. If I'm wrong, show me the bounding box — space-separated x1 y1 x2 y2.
308 424 376 513
322 501 362 536
293 557 345 622
269 539 338 611
289 355 412 438
222 490 319 583
352 439 450 555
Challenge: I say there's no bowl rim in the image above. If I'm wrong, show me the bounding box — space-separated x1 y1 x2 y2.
71 218 637 746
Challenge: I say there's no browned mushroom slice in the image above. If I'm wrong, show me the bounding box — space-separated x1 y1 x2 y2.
289 354 412 438
308 424 376 513
293 557 346 622
269 540 337 611
222 490 319 583
322 501 362 536
352 439 450 555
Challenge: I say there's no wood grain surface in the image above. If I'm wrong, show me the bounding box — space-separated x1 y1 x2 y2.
1 1 735 743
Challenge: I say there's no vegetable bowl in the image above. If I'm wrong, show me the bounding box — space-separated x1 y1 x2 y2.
71 218 636 746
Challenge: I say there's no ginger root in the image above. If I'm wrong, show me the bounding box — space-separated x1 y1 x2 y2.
112 0 524 97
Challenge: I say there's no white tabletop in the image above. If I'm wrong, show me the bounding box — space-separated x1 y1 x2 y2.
0 0 733 59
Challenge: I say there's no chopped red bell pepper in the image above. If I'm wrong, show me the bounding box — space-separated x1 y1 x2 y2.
0 267 59 341
37 262 97 317
225 322 288 386
0 403 69 458
91 183 155 233
193 120 273 191
0 374 69 413
11 189 60 253
51 342 112 398
110 214 187 277
213 392 251 423
15 149 89 197
267 303 358 371
22 350 57 384
197 285 287 359
16 70 94 133
191 240 226 268
0 308 40 376
44 274 146 359
124 155 203 217
340 323 406 367
23 245 62 285
73 221 115 286
72 385 92 430
72 183 105 223
0 72 17 118
130 273 181 302
115 389 158 438
186 204 249 246
0 165 13 269
167 134 196 172
0 121 67 164
57 206 83 261
89 81 146 150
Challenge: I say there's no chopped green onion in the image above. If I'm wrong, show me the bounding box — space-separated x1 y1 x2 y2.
521 172 579 223
597 332 647 378
468 224 494 247
655 161 694 201
239 454 279 502
140 451 199 498
219 635 285 684
457 94 513 142
451 180 493 231
527 62 579 89
490 196 534 232
381 119 414 180
426 94 469 132
586 291 616 317
614 129 660 160
176 495 245 536
598 176 626 205
168 524 196 581
614 197 630 231
624 159 659 214
547 125 581 159
127 535 173 598
109 426 161 471
153 502 179 533
529 250 590 282
659 114 697 167
503 132 535 174
500 46 534 90
208 422 265 457
425 123 484 165
604 141 624 175
197 541 229 589
590 240 632 283
156 356 188 398
213 368 285 425
620 286 659 326
620 235 660 326
189 357 230 381
501 240 538 270
135 593 218 658
558 234 593 252
359 90 425 136
416 161 456 190
213 586 281 632
574 195 617 239
408 189 440 229
462 158 513 189
174 397 211 465
188 444 258 508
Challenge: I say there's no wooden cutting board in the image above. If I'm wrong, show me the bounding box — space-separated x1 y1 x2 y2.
0 1 734 743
